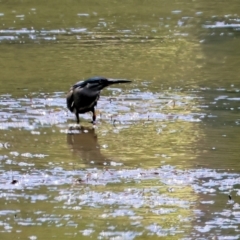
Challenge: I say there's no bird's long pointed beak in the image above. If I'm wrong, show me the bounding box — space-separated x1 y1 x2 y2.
107 79 132 85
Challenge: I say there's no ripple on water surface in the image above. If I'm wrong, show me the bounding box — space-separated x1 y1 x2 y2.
0 90 239 239
0 166 239 239
0 91 202 130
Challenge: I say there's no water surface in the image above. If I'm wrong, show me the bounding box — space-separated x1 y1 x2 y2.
0 0 240 239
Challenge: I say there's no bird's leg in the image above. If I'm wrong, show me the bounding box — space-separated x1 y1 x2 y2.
91 108 96 124
74 110 80 124
68 109 81 130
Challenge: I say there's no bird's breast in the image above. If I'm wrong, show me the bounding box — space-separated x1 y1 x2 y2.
73 88 100 113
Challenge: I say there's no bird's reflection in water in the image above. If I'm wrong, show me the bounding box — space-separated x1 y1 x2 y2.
67 126 109 166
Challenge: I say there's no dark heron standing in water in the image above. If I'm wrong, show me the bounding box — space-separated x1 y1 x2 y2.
66 76 131 124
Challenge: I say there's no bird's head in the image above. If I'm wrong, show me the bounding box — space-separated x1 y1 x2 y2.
73 76 131 91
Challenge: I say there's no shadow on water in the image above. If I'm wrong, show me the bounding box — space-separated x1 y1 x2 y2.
67 126 110 166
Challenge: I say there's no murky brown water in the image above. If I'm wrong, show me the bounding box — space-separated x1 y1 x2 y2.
1 0 240 239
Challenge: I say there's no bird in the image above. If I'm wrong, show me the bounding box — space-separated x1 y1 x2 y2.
66 76 131 124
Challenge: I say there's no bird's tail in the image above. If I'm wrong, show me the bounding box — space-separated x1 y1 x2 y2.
66 90 74 112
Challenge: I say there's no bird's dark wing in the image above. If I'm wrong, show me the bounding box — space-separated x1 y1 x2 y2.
67 80 87 113
72 81 86 89
72 77 107 89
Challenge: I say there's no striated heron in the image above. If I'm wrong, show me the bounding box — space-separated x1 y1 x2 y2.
66 76 131 124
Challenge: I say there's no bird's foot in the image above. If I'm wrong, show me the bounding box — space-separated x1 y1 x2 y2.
90 120 97 125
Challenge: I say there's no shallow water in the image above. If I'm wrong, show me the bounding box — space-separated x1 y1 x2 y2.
1 0 240 239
